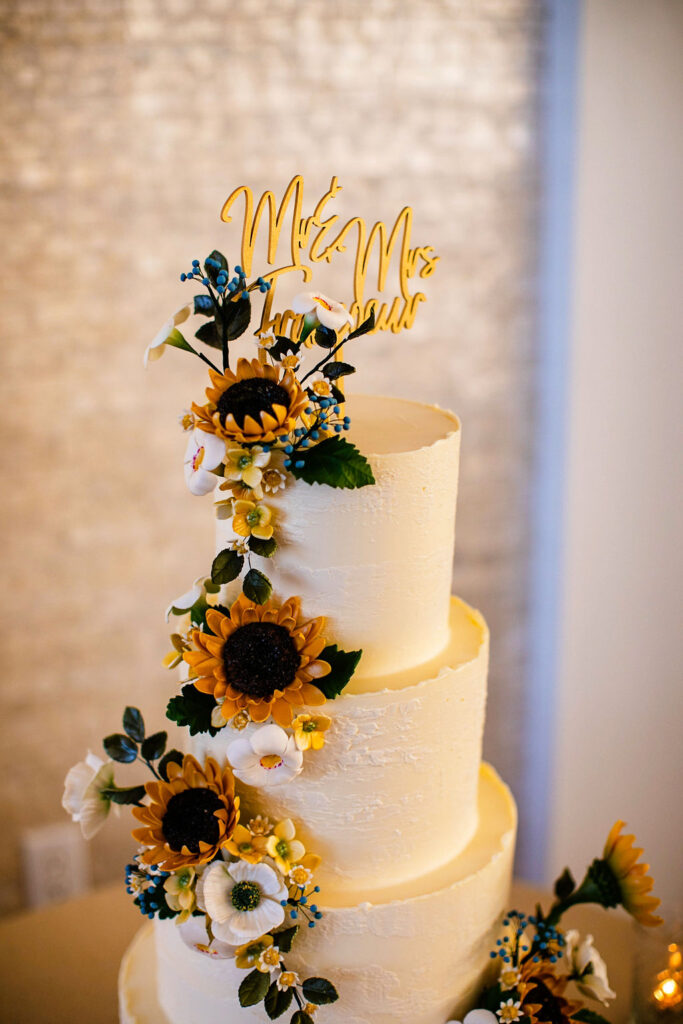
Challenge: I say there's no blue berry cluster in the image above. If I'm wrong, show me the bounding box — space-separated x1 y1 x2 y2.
179 257 271 298
125 861 176 921
281 882 324 930
488 909 566 966
280 401 352 469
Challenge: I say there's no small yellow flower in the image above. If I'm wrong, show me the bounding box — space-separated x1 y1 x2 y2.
288 864 314 888
602 820 662 926
277 970 300 991
232 500 274 540
219 477 263 501
303 1005 317 1017
163 866 197 922
178 410 196 432
266 819 306 875
224 446 271 490
500 966 522 991
231 709 251 731
257 946 282 973
281 355 299 370
234 934 274 970
261 467 287 495
248 815 273 837
311 379 332 398
292 714 331 752
497 999 523 1023
163 631 192 669
224 824 267 864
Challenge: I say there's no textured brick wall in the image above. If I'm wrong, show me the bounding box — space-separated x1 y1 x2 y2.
0 0 542 912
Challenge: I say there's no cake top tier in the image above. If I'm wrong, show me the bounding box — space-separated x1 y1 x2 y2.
217 393 461 682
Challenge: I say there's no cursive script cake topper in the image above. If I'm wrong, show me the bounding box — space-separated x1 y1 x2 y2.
220 174 439 340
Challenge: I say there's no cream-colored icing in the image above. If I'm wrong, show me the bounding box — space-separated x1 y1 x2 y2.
215 394 461 680
192 596 488 898
120 765 516 1024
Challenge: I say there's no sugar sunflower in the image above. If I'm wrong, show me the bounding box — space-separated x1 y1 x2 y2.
192 357 308 446
131 755 239 870
183 593 331 727
599 820 662 926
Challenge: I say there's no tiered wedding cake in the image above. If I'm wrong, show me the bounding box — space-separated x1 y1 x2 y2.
119 391 516 1024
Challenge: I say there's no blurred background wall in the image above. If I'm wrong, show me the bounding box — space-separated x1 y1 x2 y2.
0 0 542 914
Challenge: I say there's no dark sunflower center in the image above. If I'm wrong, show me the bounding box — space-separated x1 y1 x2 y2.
223 621 300 698
161 787 223 853
231 880 262 912
216 378 290 429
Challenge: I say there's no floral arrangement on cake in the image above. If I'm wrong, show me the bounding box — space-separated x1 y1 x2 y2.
145 250 376 606
450 821 661 1024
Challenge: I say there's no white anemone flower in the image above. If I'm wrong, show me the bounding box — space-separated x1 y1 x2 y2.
291 291 354 332
200 859 287 943
184 429 226 496
144 303 193 367
227 725 303 788
565 930 616 1004
62 752 115 840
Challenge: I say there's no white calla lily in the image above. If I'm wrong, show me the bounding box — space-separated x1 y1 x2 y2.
227 724 304 788
200 859 287 943
184 430 226 496
291 291 354 332
144 303 193 367
165 575 206 621
565 930 616 1004
62 752 116 840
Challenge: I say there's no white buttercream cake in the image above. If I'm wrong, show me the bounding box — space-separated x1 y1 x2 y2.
119 394 517 1024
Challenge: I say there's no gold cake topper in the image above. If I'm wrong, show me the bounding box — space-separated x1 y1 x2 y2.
220 175 439 340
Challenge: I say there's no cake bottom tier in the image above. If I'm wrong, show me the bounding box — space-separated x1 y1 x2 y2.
119 764 516 1024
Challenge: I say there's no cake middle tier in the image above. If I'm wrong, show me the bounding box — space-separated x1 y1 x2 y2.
192 595 487 897
216 394 461 680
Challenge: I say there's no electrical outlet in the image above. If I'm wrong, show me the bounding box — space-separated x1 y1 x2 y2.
21 822 90 909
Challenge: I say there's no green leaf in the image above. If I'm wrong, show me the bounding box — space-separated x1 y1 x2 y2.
193 294 216 317
122 707 145 744
346 308 375 340
141 731 167 761
224 294 252 340
316 645 362 699
480 983 504 1012
268 335 301 361
573 1011 612 1024
243 568 272 604
190 596 210 628
103 785 147 806
273 925 299 953
291 1014 314 1024
265 982 293 1019
322 361 355 380
204 579 221 594
301 978 338 1005
158 749 184 781
554 866 576 901
314 325 337 348
166 685 220 736
195 320 221 349
239 969 270 1007
165 328 194 353
248 535 277 558
203 250 228 286
211 548 244 585
103 733 138 763
290 437 375 489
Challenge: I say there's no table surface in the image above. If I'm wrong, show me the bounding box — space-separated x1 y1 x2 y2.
0 880 636 1024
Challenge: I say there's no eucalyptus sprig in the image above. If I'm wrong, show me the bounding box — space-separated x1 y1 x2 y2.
103 706 183 783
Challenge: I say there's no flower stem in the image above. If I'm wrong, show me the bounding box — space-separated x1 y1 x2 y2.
138 756 162 780
299 335 349 383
